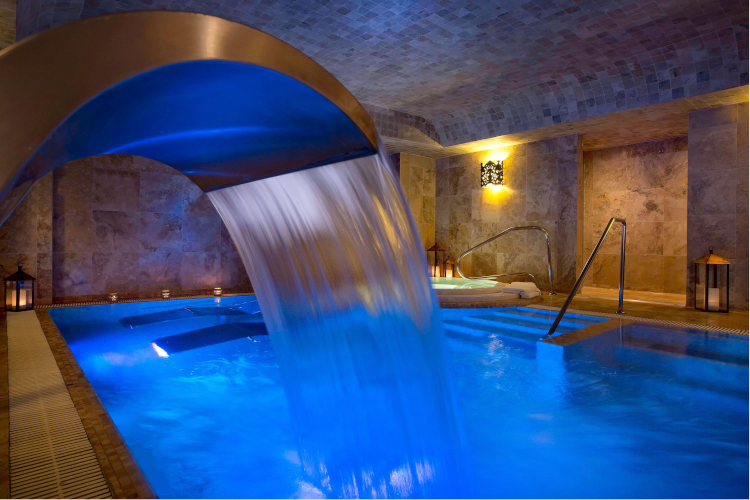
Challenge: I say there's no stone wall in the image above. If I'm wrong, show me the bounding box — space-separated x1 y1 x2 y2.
435 135 580 293
0 0 14 49
582 137 688 294
0 176 53 304
0 154 253 304
687 103 749 310
397 153 436 250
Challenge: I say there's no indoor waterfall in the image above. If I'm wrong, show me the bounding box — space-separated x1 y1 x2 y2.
208 150 472 498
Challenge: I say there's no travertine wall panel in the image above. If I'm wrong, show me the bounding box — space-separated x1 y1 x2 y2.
435 135 579 293
397 153 436 250
0 0 13 49
582 137 688 294
50 155 252 301
687 103 749 310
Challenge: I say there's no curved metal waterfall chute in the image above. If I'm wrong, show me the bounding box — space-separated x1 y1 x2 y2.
0 11 379 226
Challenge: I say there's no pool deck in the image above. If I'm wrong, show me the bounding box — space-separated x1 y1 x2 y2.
0 294 746 498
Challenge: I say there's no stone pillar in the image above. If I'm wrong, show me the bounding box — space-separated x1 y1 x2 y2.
687 103 749 310
398 153 436 250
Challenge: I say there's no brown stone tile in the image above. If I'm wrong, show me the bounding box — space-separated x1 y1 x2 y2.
53 159 92 211
181 213 221 253
689 105 738 131
663 221 687 256
92 168 140 212
688 213 737 260
663 256 687 295
688 170 737 216
628 222 664 256
181 252 221 292
526 152 558 190
625 255 664 292
526 186 559 221
139 172 186 214
629 188 665 222
139 212 182 252
0 313 7 500
91 252 140 297
138 251 182 296
0 189 37 254
688 122 738 171
93 210 139 253
53 209 93 253
52 252 92 299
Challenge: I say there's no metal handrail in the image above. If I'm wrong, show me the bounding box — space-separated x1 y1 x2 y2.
542 217 626 340
456 225 556 295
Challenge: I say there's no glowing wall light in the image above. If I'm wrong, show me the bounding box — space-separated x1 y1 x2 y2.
480 160 504 188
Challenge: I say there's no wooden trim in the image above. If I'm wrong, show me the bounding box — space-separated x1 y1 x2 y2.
35 310 156 499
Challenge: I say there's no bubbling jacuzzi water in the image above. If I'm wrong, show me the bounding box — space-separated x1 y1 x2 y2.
208 151 472 498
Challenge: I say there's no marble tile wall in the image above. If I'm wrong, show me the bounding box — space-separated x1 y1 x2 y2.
47 155 252 302
397 153 436 250
435 134 580 293
0 176 53 304
582 137 689 295
687 103 749 310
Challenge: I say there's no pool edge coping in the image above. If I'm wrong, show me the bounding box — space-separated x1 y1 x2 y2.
35 309 157 499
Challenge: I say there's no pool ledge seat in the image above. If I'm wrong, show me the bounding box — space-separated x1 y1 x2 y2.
437 282 544 308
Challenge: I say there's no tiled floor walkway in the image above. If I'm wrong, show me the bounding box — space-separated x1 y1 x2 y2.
7 311 111 499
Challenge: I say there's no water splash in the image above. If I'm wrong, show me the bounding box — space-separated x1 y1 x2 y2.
209 151 472 498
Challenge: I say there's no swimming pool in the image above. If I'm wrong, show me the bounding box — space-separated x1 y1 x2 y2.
49 296 749 498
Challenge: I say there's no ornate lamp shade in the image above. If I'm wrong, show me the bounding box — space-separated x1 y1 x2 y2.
693 248 730 313
480 160 504 188
4 265 35 312
426 244 446 278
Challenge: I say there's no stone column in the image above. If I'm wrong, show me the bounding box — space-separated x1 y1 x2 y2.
687 103 749 310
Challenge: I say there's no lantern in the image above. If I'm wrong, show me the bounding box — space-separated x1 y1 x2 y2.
426 244 446 278
4 265 35 312
109 292 118 302
213 287 223 296
444 257 456 279
161 289 171 300
693 248 730 313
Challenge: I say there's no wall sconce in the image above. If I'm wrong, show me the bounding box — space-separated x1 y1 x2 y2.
213 287 222 296
161 289 170 300
481 160 504 188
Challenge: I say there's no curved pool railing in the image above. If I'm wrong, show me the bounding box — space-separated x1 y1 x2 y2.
456 225 556 295
542 217 626 340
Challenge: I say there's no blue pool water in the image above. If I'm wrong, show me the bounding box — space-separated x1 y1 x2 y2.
49 297 749 498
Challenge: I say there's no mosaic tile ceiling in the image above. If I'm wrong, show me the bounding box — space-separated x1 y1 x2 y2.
14 0 750 147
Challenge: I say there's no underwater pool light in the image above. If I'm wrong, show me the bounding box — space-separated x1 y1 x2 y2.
480 160 503 188
150 342 169 358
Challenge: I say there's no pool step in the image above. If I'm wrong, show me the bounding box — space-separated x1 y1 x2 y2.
443 319 542 343
444 307 604 343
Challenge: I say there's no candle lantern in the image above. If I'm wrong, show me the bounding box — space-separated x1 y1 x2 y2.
693 248 730 313
444 257 456 279
213 287 222 296
161 289 171 300
4 265 35 312
426 244 446 278
108 292 118 303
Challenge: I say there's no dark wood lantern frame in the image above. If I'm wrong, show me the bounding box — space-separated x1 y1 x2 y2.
693 249 730 313
426 244 446 278
4 265 35 312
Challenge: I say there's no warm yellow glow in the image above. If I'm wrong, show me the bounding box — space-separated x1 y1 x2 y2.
478 147 513 165
445 268 453 279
